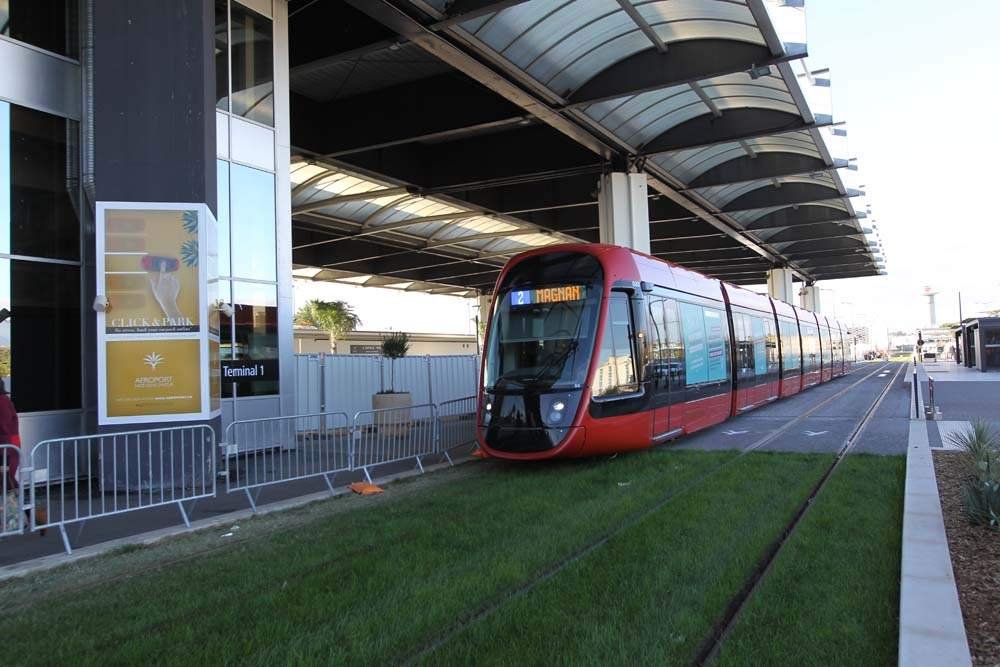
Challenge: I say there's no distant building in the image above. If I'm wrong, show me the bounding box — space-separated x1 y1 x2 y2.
848 325 871 345
294 328 477 356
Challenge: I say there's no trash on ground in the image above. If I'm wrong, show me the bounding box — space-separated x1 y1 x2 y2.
349 482 384 496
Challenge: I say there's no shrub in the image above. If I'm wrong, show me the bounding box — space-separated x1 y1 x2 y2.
381 332 410 394
949 419 1000 530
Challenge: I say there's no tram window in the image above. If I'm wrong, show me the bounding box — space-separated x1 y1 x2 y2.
752 317 768 376
780 319 801 373
680 303 729 385
663 298 684 386
735 314 753 376
801 324 819 371
765 319 780 374
591 292 639 398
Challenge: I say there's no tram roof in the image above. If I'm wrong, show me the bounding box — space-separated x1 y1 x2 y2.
289 0 886 295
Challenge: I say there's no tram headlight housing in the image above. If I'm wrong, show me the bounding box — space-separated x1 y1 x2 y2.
482 398 493 424
540 392 579 427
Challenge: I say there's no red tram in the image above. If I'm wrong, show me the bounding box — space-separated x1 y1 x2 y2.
477 244 855 460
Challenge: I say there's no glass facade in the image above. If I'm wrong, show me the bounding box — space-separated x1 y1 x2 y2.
0 0 79 59
0 101 81 413
216 157 278 398
230 163 276 280
215 1 274 126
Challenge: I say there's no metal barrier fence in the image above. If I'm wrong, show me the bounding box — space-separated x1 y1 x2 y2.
1 445 24 538
352 403 439 483
26 426 216 554
0 400 481 553
437 396 478 461
294 354 480 417
224 412 351 511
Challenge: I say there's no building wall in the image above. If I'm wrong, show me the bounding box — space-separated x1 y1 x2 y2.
0 2 87 445
294 330 477 356
0 0 293 443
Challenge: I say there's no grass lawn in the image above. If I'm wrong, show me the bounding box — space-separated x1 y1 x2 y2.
0 449 734 665
716 454 906 666
423 452 834 665
0 448 851 665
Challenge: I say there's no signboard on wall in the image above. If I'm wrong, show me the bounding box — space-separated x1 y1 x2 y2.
97 202 220 424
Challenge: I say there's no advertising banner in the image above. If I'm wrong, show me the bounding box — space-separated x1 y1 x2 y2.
105 339 202 418
98 202 220 424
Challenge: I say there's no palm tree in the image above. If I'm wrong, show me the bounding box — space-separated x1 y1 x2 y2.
295 299 361 352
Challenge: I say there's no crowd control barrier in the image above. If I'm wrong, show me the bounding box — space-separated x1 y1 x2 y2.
0 401 481 554
352 403 438 482
224 412 351 511
436 396 477 461
25 426 216 554
1 445 24 538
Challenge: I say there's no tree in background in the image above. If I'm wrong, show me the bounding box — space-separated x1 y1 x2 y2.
295 299 361 352
380 331 410 393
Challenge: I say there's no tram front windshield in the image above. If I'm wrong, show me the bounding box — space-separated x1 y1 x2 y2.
485 253 603 393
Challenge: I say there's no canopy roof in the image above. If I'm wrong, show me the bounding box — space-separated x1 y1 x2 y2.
287 0 885 294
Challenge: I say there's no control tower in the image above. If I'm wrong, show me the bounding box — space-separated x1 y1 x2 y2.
923 286 939 326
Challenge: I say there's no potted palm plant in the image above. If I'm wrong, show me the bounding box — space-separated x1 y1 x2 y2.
373 331 411 435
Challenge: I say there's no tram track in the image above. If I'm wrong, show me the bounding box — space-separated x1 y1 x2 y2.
693 360 907 665
404 362 898 663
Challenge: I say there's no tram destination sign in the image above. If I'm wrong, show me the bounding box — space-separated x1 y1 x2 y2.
510 285 587 307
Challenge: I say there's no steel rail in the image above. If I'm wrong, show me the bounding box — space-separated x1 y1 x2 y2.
694 360 907 665
402 362 895 664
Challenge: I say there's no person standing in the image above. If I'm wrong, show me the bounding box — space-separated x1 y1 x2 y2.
0 379 20 492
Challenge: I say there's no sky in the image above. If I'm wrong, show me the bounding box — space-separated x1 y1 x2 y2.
294 1 1000 341
805 0 1000 338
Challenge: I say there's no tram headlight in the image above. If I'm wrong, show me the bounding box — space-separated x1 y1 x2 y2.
482 399 492 424
540 393 578 427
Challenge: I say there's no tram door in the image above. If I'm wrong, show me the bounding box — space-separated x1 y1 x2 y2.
648 296 683 438
647 296 671 437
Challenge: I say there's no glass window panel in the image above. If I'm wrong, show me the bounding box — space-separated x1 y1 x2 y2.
230 2 273 126
230 163 275 281
752 317 767 376
0 0 79 59
216 159 231 277
780 319 800 374
2 259 81 412
704 308 728 382
215 0 229 111
229 280 277 397
680 302 707 386
8 104 80 260
591 293 637 398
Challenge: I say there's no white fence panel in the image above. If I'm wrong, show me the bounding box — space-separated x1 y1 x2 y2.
294 353 480 419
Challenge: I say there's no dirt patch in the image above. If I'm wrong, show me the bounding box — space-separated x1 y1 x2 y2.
933 451 1000 666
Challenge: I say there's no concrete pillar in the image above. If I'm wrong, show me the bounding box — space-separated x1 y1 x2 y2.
800 284 822 312
598 172 650 254
94 0 217 438
767 268 794 304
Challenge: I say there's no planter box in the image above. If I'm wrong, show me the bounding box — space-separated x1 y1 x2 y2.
372 392 412 437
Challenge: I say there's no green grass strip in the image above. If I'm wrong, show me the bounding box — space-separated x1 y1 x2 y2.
715 454 905 667
2 449 734 665
424 452 834 665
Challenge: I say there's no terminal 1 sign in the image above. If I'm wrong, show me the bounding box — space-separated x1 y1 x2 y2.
97 202 221 424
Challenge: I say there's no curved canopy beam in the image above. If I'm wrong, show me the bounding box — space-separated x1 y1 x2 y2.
640 108 816 155
765 222 865 244
744 203 859 231
689 152 831 188
722 182 843 213
567 39 781 106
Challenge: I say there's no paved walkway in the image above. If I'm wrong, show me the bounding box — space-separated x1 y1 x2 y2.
0 446 472 568
676 363 908 456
